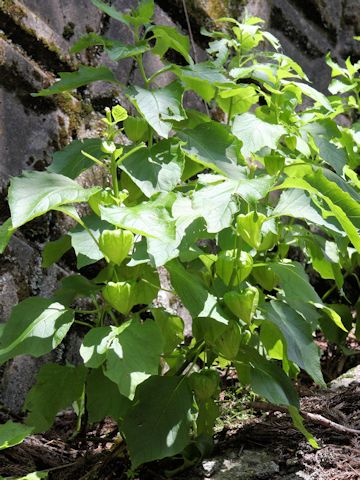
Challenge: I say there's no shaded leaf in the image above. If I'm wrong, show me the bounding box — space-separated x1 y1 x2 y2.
236 346 299 407
264 301 325 386
24 364 87 432
177 121 243 177
42 235 71 268
86 368 131 423
70 33 149 61
167 260 228 324
49 138 104 179
0 421 33 450
121 139 184 197
0 218 15 254
151 25 192 63
33 66 118 96
122 376 193 468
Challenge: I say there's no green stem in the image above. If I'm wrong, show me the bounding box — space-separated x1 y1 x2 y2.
227 97 233 125
74 320 94 328
110 152 120 199
322 272 350 302
137 55 149 87
174 340 206 376
148 65 173 85
117 143 146 165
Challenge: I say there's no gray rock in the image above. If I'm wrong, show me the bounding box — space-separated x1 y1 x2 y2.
330 365 360 389
202 449 280 480
0 272 18 322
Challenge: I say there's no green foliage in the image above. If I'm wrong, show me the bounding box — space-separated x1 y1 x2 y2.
1 3 360 474
0 421 33 450
24 364 87 432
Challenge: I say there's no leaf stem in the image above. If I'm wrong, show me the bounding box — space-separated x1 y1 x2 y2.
117 143 146 165
148 65 174 85
110 152 120 199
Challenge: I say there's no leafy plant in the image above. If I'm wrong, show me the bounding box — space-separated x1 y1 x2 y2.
0 0 360 472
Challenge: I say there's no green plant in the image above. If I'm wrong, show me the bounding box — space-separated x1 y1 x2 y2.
0 0 360 471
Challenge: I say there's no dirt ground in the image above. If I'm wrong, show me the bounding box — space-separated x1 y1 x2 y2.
1 375 360 480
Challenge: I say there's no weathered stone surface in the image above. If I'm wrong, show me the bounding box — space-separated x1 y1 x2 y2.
330 365 360 389
200 449 280 479
0 272 18 322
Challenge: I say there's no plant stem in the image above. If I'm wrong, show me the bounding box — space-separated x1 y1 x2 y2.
137 55 149 87
148 65 173 85
117 143 146 165
110 152 120 199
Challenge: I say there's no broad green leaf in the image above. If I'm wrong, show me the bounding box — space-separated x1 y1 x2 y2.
264 301 325 386
8 171 100 228
122 375 193 468
24 364 87 432
70 33 149 61
105 320 163 398
48 138 104 179
86 368 131 423
312 136 347 175
214 320 242 359
236 346 299 407
284 81 333 111
177 121 243 177
167 260 228 324
0 298 74 365
188 176 274 233
128 82 186 138
81 320 164 399
132 0 154 25
150 25 192 64
100 201 177 266
100 202 175 239
120 139 184 197
272 189 341 233
0 218 15 254
175 62 232 102
41 235 71 268
152 309 184 355
53 274 100 306
80 326 115 368
304 170 360 228
33 66 118 96
0 421 33 450
277 174 360 252
90 0 130 25
232 112 286 158
216 85 259 118
269 261 321 322
69 215 106 268
306 237 343 286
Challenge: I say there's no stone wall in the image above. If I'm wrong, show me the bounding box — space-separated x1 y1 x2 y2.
0 0 359 411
